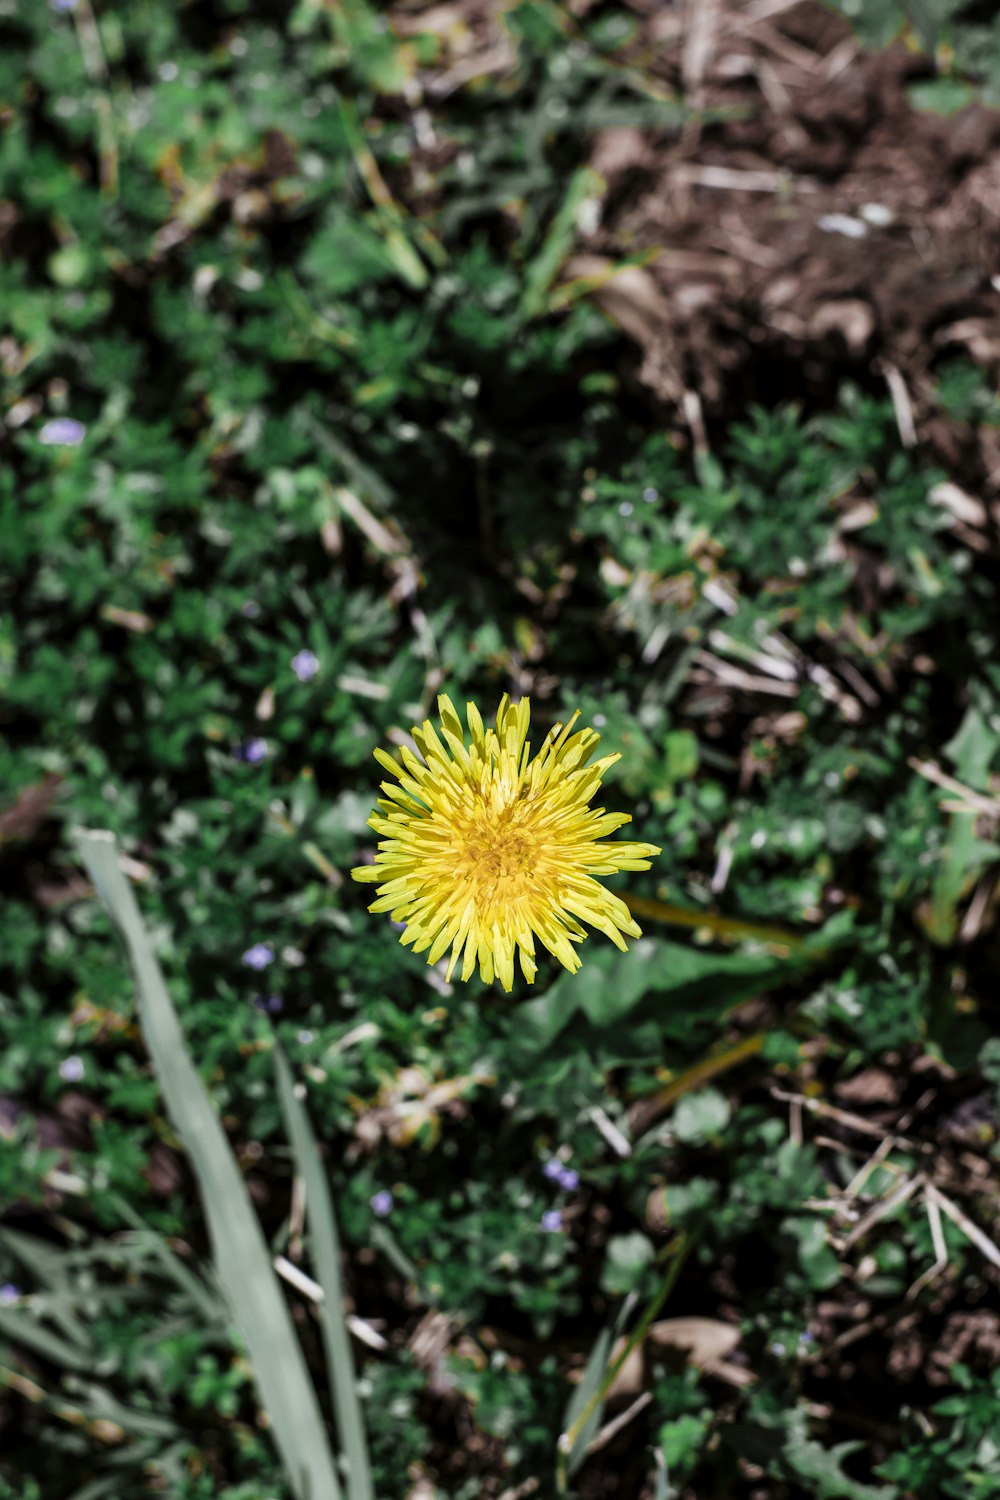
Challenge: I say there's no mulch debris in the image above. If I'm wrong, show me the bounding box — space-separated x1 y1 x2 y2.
576 1 1000 501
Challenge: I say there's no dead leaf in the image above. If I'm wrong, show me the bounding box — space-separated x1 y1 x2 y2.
834 1068 899 1107
100 605 155 633
809 298 875 355
647 1315 741 1366
606 1316 744 1398
561 255 675 352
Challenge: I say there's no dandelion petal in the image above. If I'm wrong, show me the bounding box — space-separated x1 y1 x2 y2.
351 696 660 992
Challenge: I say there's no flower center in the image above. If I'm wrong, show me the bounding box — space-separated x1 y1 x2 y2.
449 802 542 904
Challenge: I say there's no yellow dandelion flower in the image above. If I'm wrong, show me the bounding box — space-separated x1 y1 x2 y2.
351 694 661 992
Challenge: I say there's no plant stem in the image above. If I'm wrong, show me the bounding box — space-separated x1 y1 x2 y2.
556 1226 700 1493
624 892 814 954
627 1031 768 1137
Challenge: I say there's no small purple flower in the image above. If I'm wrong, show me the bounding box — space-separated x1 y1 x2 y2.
241 600 261 618
370 1190 393 1218
556 1167 579 1192
59 1056 85 1083
541 1209 563 1233
242 943 274 971
0 1283 21 1305
291 649 320 683
542 1159 564 1182
39 417 86 446
253 994 284 1014
232 738 270 764
52 0 79 12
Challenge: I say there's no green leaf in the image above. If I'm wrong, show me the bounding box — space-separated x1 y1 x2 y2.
73 829 342 1500
672 1088 732 1145
926 707 1000 943
559 1293 637 1482
781 1407 897 1499
274 1045 374 1500
513 937 799 1058
908 78 975 115
0 1306 95 1372
944 706 997 786
521 166 605 319
600 1232 656 1296
659 1410 711 1471
782 1216 842 1292
826 0 906 50
665 729 700 781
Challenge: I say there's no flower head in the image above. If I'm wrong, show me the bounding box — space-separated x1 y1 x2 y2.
253 993 284 1014
291 649 320 682
543 1157 579 1190
39 417 86 446
242 942 274 971
351 694 659 992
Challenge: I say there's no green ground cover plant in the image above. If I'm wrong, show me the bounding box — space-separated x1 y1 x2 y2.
2 1 1000 1497
826 0 1000 110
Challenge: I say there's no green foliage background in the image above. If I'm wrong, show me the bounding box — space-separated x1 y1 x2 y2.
2 1 999 1497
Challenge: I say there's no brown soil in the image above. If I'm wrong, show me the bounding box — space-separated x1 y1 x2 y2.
574 0 1000 499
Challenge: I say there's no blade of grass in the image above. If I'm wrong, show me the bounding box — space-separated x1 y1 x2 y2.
67 1440 191 1500
74 828 342 1500
0 1360 178 1451
521 166 604 319
627 1032 767 1138
623 893 820 954
556 1229 699 1495
71 0 118 197
546 247 661 313
274 1044 374 1500
0 1307 95 1371
337 95 436 287
0 1230 95 1352
58 1379 180 1441
107 1193 222 1325
370 1221 424 1287
68 1479 124 1500
559 1292 637 1480
0 1227 81 1290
